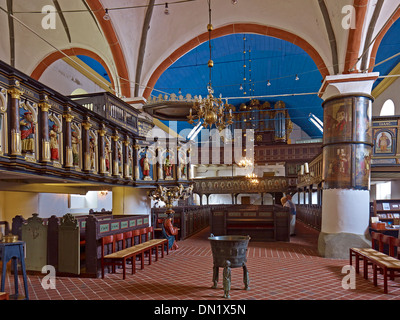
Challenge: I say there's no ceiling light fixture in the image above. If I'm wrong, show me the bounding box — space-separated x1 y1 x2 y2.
164 3 170 15
187 0 233 131
103 8 110 20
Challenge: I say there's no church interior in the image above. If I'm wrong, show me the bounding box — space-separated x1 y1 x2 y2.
1 0 400 304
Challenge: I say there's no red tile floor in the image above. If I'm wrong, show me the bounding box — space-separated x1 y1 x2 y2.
2 220 400 301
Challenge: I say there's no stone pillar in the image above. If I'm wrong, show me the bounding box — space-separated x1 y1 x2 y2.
318 72 378 259
63 107 74 167
7 82 23 156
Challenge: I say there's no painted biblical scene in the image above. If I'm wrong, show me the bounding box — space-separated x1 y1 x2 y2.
19 105 37 156
178 148 187 180
374 128 396 155
116 141 123 177
88 131 97 172
162 148 175 180
71 125 81 168
324 100 353 144
49 117 61 163
354 144 372 190
139 147 154 180
323 144 352 189
104 137 112 175
354 97 372 144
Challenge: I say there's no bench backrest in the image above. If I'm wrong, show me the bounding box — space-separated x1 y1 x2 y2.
371 232 383 251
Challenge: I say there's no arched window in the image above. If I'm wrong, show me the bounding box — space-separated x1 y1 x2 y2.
380 99 395 116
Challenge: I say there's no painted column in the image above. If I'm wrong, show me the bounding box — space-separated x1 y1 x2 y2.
7 81 23 156
134 143 140 181
123 137 130 179
82 118 92 172
98 125 106 174
318 72 379 259
112 131 120 177
38 96 51 162
63 107 74 167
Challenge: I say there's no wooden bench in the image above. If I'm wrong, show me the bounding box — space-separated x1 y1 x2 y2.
102 238 168 279
350 247 400 293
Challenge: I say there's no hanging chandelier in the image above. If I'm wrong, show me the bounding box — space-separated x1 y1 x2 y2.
187 0 233 131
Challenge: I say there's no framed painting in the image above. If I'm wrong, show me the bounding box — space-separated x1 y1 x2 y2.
373 128 396 155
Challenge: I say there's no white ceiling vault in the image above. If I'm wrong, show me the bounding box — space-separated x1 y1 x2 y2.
0 0 400 136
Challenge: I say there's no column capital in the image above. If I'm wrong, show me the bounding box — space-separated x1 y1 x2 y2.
8 87 23 99
38 101 51 112
318 72 379 101
63 113 74 122
82 119 92 130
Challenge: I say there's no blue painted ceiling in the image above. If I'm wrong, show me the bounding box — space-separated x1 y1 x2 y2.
372 17 400 90
153 34 324 139
77 18 400 140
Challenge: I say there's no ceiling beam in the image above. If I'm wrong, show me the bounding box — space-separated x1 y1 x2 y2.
360 0 384 71
6 0 14 67
371 60 400 99
53 0 72 43
317 0 338 74
134 0 155 97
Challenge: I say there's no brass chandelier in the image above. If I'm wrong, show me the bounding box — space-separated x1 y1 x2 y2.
187 0 233 131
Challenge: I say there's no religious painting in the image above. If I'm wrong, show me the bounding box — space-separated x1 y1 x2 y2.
354 97 372 144
49 113 62 165
139 147 154 180
324 99 353 144
354 144 371 190
71 123 81 169
88 130 98 172
373 128 396 155
323 144 352 189
116 140 123 177
126 145 133 178
104 136 112 175
161 148 175 180
19 101 38 160
178 148 188 180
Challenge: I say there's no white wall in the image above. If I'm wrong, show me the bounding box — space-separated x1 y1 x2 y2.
373 77 400 116
0 190 113 225
39 59 105 96
112 187 151 215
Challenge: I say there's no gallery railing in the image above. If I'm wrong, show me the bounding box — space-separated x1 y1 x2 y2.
0 60 190 187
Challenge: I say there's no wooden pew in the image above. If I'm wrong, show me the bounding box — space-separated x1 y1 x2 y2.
350 232 400 293
101 232 168 279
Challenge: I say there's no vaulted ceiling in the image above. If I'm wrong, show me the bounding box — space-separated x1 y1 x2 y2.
1 0 400 139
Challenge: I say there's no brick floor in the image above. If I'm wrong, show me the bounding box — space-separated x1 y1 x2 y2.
2 220 400 301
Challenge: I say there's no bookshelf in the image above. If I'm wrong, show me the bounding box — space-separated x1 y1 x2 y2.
373 200 400 226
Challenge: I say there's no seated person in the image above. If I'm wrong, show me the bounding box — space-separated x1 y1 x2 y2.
162 209 179 250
